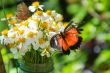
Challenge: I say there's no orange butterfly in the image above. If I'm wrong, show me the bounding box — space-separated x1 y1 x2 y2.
50 22 83 54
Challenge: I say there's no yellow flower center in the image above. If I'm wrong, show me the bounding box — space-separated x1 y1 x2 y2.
32 1 39 7
13 26 18 31
53 24 58 29
35 10 43 16
18 38 25 43
46 10 52 15
38 38 45 45
18 30 24 35
27 31 34 38
40 22 48 29
9 20 16 25
49 27 56 32
2 29 8 36
6 13 13 18
33 19 40 24
23 21 29 26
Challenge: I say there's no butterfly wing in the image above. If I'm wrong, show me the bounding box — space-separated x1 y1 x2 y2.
16 2 30 22
50 34 70 54
64 22 82 50
50 34 61 50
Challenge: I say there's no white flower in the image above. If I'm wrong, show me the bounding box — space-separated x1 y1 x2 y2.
41 46 55 57
38 5 44 10
37 39 49 49
1 16 16 21
41 13 50 21
54 14 63 22
8 29 17 38
32 14 39 19
58 25 65 32
28 20 38 29
51 10 57 16
24 38 38 50
49 32 57 37
35 31 49 48
29 6 36 12
32 42 39 50
0 36 4 44
1 18 8 21
36 31 43 39
2 37 15 45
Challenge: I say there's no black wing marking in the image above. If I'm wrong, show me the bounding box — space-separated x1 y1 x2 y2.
50 34 70 55
70 36 82 50
64 22 76 32
50 34 62 51
64 21 83 34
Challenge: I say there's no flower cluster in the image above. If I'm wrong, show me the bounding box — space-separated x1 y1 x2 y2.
0 1 64 58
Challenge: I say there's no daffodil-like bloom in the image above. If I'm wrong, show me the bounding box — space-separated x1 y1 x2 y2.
0 1 64 59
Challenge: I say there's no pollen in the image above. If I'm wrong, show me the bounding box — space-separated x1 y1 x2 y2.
23 21 29 26
27 31 34 38
38 38 45 45
6 13 13 18
49 27 56 32
32 1 39 7
18 30 24 35
46 10 52 15
9 20 16 25
13 26 18 31
36 10 43 16
40 22 48 29
18 38 25 43
2 29 8 36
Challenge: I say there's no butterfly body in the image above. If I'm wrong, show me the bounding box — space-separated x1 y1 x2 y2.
50 22 83 55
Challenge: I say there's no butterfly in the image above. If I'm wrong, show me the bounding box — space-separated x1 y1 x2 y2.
16 2 30 22
50 22 83 55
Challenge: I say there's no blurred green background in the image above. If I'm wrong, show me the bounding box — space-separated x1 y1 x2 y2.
0 0 110 73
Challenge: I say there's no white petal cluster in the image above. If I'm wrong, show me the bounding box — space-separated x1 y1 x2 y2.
0 1 64 58
29 1 44 12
